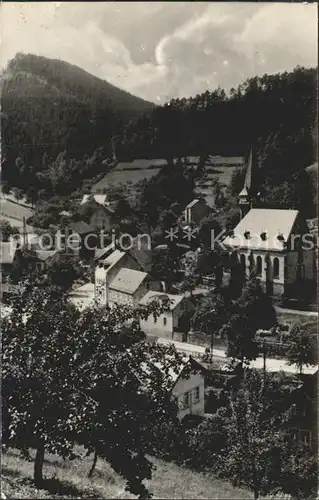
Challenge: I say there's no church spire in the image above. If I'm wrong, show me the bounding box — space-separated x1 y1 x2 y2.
238 146 254 219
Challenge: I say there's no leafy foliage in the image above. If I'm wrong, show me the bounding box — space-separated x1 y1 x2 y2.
2 280 184 497
286 323 317 374
222 279 277 364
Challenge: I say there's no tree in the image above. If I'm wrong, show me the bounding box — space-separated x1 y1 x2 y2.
150 247 179 291
2 279 183 497
222 279 276 366
286 323 317 374
221 371 296 500
46 254 81 290
191 291 229 353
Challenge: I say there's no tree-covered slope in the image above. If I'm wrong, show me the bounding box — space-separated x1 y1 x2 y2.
1 53 154 183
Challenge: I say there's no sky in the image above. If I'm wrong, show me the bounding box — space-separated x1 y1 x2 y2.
1 2 317 103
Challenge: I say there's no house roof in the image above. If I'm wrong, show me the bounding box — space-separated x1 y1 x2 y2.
0 197 34 222
209 156 245 166
35 249 59 261
94 243 115 261
140 355 205 391
128 237 153 271
69 220 93 235
139 291 184 310
0 242 17 264
185 198 200 210
80 194 114 213
223 208 299 252
109 268 147 294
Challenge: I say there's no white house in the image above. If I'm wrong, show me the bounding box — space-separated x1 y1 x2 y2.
139 291 186 340
141 355 206 420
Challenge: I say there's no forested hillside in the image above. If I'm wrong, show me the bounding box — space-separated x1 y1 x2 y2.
1 53 154 195
115 66 317 184
1 56 316 210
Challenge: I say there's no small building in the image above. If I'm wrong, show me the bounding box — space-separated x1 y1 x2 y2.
80 194 115 231
157 356 206 420
108 268 149 308
183 198 212 226
33 249 60 273
139 291 186 340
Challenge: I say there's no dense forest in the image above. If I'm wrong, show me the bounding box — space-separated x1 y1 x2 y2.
115 66 317 184
1 54 317 211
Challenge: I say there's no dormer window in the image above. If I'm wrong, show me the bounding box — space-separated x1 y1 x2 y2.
260 231 267 241
244 231 250 240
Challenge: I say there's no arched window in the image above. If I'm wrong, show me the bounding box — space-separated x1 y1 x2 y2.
273 257 280 279
240 254 246 269
256 255 262 276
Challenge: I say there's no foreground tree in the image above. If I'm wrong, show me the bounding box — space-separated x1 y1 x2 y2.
222 279 276 366
286 323 317 374
191 291 229 354
221 371 316 500
2 279 184 498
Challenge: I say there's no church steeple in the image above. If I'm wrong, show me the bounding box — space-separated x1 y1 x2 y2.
239 146 254 219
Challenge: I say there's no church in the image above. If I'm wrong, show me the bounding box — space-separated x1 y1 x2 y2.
223 150 317 299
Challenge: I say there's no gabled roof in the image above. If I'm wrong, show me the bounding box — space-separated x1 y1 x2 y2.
140 355 205 391
109 268 147 294
0 242 17 264
223 208 299 252
35 249 60 261
185 198 200 210
80 194 114 213
139 291 184 310
94 243 115 261
69 220 93 235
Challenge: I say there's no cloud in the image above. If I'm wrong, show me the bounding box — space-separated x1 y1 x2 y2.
1 2 317 103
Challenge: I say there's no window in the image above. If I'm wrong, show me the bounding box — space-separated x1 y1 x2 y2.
163 316 167 326
240 254 246 269
183 391 190 408
300 430 311 447
153 314 157 324
273 257 280 279
193 386 200 403
256 255 262 276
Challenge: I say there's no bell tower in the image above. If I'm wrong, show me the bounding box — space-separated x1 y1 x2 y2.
238 147 256 219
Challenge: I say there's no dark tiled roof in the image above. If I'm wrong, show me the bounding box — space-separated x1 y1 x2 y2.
69 221 94 234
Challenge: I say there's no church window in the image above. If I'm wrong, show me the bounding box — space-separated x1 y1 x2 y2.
240 254 246 268
256 256 262 276
273 257 280 279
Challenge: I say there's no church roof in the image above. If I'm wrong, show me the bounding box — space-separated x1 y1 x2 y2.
223 208 299 252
